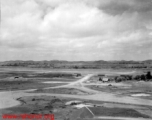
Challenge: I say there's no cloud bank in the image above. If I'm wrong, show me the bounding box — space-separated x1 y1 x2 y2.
1 0 152 61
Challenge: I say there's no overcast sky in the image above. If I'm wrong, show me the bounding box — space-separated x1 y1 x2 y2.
1 0 152 61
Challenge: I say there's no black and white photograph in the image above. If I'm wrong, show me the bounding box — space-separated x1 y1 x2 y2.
0 0 152 120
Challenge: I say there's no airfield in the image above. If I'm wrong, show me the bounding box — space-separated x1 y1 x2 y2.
0 68 152 120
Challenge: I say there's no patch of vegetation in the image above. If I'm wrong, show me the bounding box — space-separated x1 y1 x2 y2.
95 71 152 83
0 71 81 79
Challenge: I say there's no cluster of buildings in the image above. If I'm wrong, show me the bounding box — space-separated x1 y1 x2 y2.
89 74 119 83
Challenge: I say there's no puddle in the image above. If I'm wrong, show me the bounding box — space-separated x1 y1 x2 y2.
131 93 151 97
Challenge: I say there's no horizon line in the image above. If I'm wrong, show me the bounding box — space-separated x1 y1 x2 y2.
0 59 152 62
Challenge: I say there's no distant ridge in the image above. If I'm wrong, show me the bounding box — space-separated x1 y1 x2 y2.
0 60 152 69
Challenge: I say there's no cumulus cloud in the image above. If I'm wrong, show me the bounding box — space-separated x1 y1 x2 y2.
0 0 152 61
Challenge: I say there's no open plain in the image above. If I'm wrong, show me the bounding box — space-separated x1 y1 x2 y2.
0 67 152 120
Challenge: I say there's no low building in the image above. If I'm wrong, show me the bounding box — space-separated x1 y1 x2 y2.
102 77 109 82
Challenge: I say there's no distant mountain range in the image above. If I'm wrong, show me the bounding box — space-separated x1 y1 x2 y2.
0 60 152 69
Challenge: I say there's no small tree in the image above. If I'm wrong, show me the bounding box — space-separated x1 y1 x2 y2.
146 71 152 80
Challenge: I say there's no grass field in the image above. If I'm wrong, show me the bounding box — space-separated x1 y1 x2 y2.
0 80 67 91
34 88 89 95
0 69 80 91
